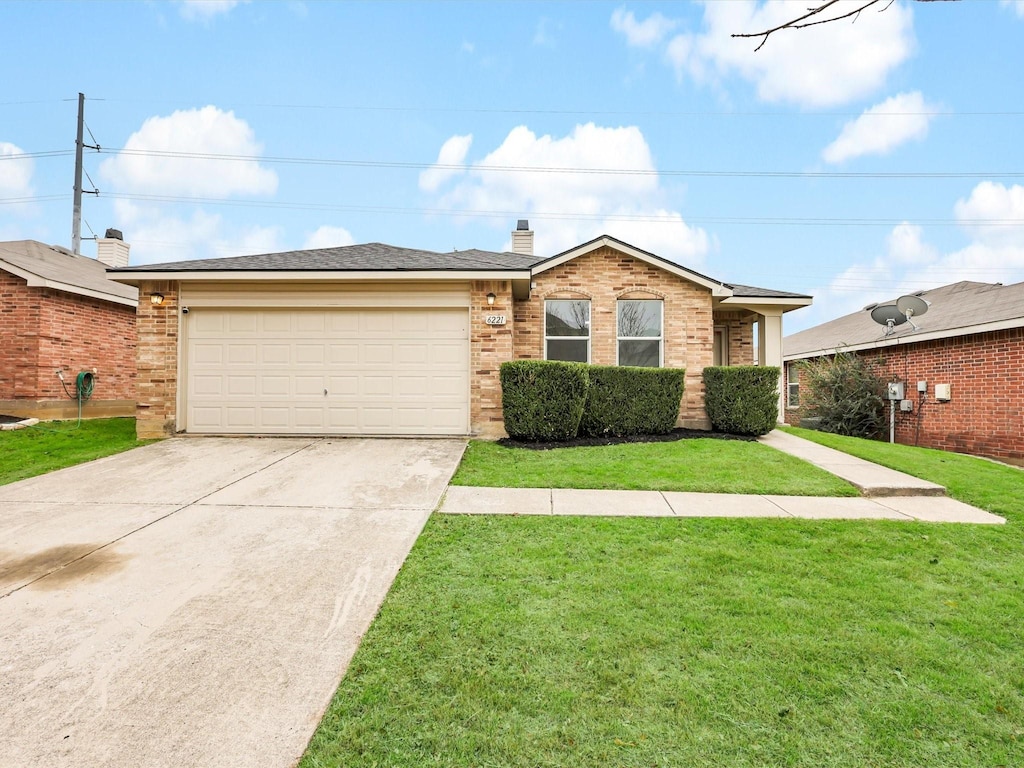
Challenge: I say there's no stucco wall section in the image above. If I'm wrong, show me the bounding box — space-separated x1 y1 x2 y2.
135 280 179 439
0 269 136 406
785 327 1024 463
470 280 514 437
513 246 714 428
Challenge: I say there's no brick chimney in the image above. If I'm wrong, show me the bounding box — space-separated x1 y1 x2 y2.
96 228 130 268
511 219 534 256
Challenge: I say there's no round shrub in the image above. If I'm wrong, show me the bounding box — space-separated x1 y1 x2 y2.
500 360 589 441
703 366 780 436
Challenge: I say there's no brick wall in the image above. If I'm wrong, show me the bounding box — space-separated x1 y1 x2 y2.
470 280 514 437
0 269 136 405
713 310 756 365
785 327 1024 462
135 281 179 439
511 245 714 428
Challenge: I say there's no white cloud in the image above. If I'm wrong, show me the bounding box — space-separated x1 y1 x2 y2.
666 0 915 107
1001 1 1024 19
823 92 938 164
795 183 1024 331
419 134 473 193
421 123 711 263
100 106 277 198
111 199 283 264
303 225 356 250
179 1 249 21
534 17 561 47
953 181 1024 246
0 141 33 197
610 8 678 48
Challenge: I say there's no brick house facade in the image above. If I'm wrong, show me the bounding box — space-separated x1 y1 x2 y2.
0 240 138 420
784 281 1024 464
113 231 809 439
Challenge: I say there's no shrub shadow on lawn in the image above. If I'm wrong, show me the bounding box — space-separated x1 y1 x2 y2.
497 427 756 451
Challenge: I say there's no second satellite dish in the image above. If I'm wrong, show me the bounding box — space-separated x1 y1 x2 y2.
868 294 931 335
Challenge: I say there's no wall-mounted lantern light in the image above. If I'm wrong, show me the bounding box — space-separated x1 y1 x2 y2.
486 292 496 306
151 293 165 306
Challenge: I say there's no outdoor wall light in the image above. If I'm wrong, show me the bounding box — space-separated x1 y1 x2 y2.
151 293 165 306
486 292 496 306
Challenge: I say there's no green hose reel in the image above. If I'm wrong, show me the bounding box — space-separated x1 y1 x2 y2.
75 371 95 401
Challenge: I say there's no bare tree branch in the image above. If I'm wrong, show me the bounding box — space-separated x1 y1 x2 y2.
733 0 960 52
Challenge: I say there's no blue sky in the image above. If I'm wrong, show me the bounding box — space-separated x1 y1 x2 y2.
2 0 1023 331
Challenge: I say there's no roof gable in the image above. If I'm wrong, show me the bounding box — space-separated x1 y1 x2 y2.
529 234 732 296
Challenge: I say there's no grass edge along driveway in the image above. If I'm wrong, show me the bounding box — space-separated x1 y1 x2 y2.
301 434 1023 767
451 436 858 496
0 418 151 486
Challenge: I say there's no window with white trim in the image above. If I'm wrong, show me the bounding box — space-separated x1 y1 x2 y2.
617 299 663 367
545 299 590 362
787 362 800 408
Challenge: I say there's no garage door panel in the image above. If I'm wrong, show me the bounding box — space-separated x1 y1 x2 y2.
262 344 291 365
187 308 468 435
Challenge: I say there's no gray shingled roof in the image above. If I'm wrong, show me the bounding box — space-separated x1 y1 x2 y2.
108 235 807 302
110 243 539 273
726 282 812 300
785 280 1024 358
0 240 138 305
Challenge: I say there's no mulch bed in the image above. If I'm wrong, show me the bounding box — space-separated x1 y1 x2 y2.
497 427 757 451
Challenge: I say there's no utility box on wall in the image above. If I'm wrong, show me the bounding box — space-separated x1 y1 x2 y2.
935 383 952 401
887 381 905 401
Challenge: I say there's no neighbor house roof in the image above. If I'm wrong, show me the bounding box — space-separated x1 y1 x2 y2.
784 280 1024 360
0 240 138 307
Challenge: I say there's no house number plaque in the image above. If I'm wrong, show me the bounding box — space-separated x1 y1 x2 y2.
484 315 507 326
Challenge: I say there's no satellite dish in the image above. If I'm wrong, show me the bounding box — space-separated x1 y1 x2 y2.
870 304 908 336
896 294 930 330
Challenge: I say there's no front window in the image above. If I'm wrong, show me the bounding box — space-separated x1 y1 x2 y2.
787 362 800 407
617 299 663 367
545 299 590 362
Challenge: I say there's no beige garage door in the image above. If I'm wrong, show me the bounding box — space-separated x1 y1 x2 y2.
184 308 469 435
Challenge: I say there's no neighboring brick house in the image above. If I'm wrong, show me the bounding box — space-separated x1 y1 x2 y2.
784 281 1024 464
108 225 810 439
0 237 138 420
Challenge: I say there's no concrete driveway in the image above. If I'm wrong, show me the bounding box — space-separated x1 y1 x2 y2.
0 437 465 768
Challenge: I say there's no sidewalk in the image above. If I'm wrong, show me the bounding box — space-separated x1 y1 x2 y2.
438 430 1005 525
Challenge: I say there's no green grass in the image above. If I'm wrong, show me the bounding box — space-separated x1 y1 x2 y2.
302 435 1024 768
781 426 1024 519
0 418 151 486
451 438 859 496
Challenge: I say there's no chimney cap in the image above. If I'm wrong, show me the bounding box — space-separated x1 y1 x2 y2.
516 219 530 231
104 228 124 241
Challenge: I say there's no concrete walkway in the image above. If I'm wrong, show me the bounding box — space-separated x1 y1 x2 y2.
759 430 945 497
439 486 1004 524
439 430 1004 525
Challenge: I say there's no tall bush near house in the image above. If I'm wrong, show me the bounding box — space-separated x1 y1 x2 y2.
799 352 886 438
579 366 686 437
703 366 780 436
500 360 589 441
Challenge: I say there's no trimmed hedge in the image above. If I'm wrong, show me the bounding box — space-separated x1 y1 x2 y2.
703 366 780 436
500 360 589 441
579 366 686 437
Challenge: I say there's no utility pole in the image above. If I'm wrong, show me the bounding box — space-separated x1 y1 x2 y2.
72 92 84 254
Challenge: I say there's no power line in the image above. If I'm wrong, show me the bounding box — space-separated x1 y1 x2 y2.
0 150 75 160
96 147 1024 180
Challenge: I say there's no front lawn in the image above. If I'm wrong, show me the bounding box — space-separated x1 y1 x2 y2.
0 418 149 486
451 438 858 496
302 436 1024 768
